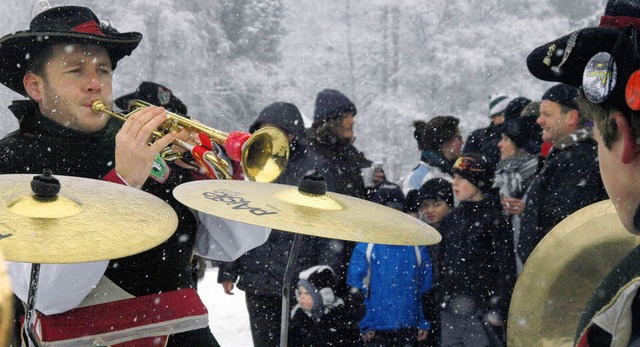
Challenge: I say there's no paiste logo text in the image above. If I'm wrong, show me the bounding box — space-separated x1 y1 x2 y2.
203 189 277 216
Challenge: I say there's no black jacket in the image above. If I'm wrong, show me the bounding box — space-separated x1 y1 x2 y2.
438 191 516 318
518 129 608 262
307 134 371 199
0 100 199 296
217 141 341 297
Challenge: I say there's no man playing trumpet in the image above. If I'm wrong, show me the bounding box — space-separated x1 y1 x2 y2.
0 5 262 346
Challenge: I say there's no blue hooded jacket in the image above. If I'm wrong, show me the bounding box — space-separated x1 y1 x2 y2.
347 243 433 333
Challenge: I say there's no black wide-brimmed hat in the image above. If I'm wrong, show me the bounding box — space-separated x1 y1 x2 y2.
115 81 188 115
527 0 640 112
0 6 142 96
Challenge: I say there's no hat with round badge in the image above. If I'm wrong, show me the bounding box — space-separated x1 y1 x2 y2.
527 0 640 113
0 6 142 96
115 81 188 115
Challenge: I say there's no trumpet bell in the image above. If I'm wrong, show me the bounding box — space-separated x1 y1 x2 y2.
243 126 289 183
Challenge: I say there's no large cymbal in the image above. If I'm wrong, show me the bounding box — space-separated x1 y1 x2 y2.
0 174 178 264
508 200 640 346
173 180 440 245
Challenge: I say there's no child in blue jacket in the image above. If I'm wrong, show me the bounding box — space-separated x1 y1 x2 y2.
347 180 434 346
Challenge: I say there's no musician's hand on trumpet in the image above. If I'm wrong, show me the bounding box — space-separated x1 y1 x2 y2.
170 128 205 172
93 99 289 183
114 105 176 189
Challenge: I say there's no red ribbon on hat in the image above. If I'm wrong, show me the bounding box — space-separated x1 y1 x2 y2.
71 21 105 36
599 15 640 30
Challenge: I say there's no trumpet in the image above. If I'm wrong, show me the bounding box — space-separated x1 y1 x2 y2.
91 100 289 183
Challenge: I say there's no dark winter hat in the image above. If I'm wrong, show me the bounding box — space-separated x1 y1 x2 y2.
115 82 187 115
520 101 541 118
453 153 495 193
504 97 532 121
297 265 337 311
249 102 306 139
541 84 580 111
501 115 543 153
417 178 454 208
527 0 640 114
403 189 420 213
0 6 142 96
312 89 357 128
489 94 511 118
370 181 406 211
413 116 460 151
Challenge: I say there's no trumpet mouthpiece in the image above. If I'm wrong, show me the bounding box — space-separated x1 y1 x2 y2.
91 100 105 113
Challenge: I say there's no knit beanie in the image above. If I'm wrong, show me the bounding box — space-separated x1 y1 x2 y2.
501 115 543 153
541 84 580 111
413 116 460 151
520 101 540 118
403 189 420 213
312 89 357 128
452 153 495 193
369 181 406 211
297 265 337 312
115 81 188 115
249 102 306 139
503 96 532 121
417 178 454 207
489 94 511 118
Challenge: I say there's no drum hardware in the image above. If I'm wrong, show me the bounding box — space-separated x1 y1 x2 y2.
173 172 441 347
0 170 178 346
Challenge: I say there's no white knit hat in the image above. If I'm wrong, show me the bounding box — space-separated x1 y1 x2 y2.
489 94 511 118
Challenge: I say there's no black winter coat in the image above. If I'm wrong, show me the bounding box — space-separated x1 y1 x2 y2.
0 100 199 296
518 129 608 263
289 303 361 347
307 137 371 199
438 191 516 319
306 133 372 298
217 143 342 297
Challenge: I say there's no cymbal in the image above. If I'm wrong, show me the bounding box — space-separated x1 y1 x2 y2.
0 174 178 264
173 180 440 246
507 200 640 346
0 250 12 347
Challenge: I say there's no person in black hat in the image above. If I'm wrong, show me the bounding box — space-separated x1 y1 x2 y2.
114 81 210 287
517 83 608 264
437 153 515 346
526 0 640 344
307 88 371 199
492 115 542 274
306 88 372 337
463 94 512 168
217 102 346 347
0 6 221 346
115 81 188 115
415 178 454 346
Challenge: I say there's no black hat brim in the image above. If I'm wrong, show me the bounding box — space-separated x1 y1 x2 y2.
0 30 142 96
527 27 622 88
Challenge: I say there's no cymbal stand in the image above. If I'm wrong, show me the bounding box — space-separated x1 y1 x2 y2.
25 263 43 347
24 171 59 347
279 233 302 347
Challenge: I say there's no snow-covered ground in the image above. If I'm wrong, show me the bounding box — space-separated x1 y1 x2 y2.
199 266 253 347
